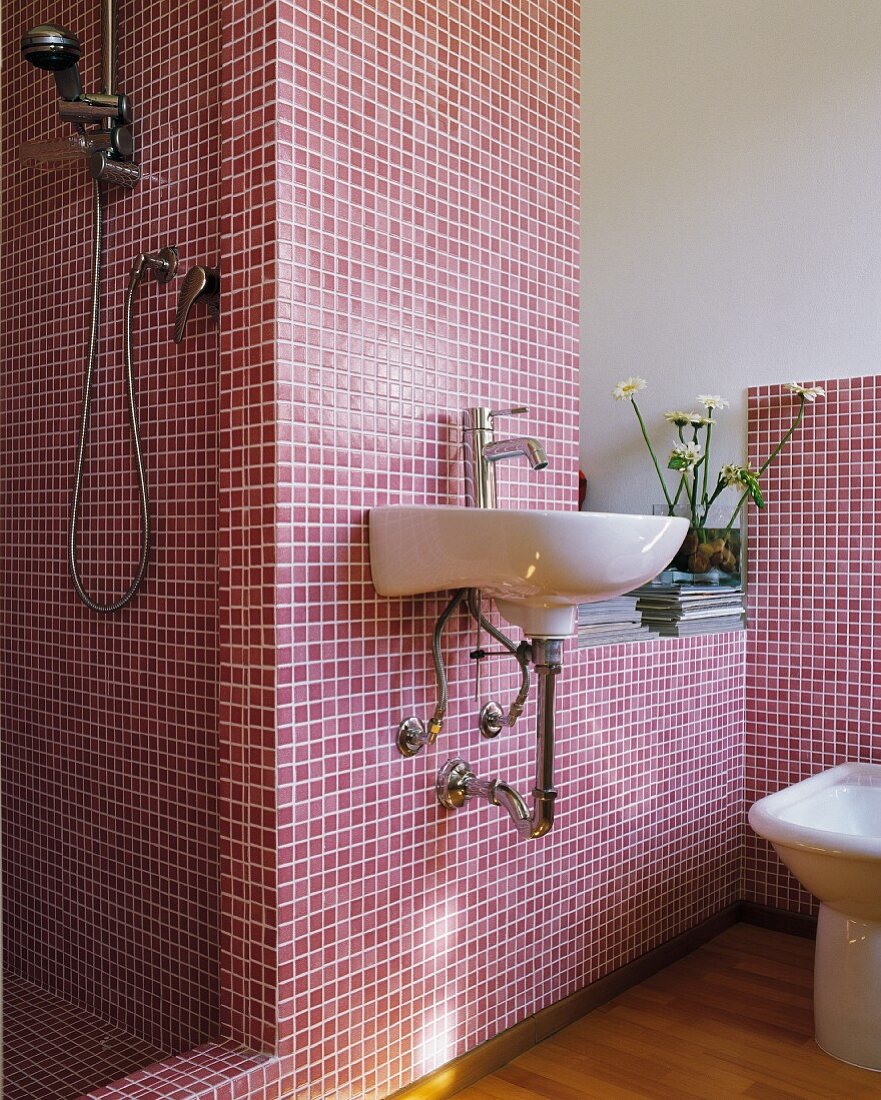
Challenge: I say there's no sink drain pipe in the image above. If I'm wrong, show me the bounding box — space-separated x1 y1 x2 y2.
435 637 562 840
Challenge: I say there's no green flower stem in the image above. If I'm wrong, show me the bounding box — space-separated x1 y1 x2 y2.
701 421 713 507
722 396 807 535
699 477 726 527
688 459 701 526
631 398 672 510
758 396 805 475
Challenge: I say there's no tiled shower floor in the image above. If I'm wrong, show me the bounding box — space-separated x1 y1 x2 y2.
3 974 169 1100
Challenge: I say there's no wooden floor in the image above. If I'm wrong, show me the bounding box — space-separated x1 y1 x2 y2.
455 923 881 1100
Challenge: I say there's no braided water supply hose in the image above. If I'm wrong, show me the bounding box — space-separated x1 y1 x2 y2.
466 589 531 733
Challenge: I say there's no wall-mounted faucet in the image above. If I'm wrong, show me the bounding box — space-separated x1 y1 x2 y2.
462 406 548 508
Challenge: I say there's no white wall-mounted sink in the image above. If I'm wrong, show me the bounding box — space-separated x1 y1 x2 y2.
369 506 688 637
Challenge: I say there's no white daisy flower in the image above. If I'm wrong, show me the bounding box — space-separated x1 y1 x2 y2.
721 463 746 487
670 441 703 469
664 410 696 426
698 394 729 410
784 382 826 402
612 376 647 401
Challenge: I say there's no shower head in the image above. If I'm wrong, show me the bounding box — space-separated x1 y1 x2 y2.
21 24 83 100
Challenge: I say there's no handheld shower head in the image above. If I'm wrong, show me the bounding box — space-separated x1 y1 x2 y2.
22 24 83 100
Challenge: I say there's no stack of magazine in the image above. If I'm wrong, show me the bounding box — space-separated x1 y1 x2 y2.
576 595 652 648
633 581 745 637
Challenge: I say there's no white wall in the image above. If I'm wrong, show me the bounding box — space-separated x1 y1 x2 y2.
581 0 881 513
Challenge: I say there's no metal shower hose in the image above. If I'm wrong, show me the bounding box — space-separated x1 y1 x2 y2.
68 178 150 612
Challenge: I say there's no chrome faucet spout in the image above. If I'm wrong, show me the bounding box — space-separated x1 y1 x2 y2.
483 437 548 470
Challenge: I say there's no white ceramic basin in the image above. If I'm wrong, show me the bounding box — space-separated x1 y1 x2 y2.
749 763 881 1070
369 506 688 637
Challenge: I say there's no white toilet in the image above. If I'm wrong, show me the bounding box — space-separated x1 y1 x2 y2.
749 762 881 1071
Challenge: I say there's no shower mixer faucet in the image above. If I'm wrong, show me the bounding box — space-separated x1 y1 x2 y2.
21 10 171 611
21 23 139 189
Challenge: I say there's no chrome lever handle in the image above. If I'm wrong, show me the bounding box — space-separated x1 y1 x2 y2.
489 405 528 419
174 265 220 344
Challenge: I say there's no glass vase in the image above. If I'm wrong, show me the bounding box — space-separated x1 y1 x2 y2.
658 498 742 587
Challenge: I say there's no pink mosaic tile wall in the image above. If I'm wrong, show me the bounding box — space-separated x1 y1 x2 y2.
274 631 743 1100
269 2 744 1097
744 375 879 912
0 0 222 1056
217 0 279 1052
87 607 747 1099
1 0 750 1095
